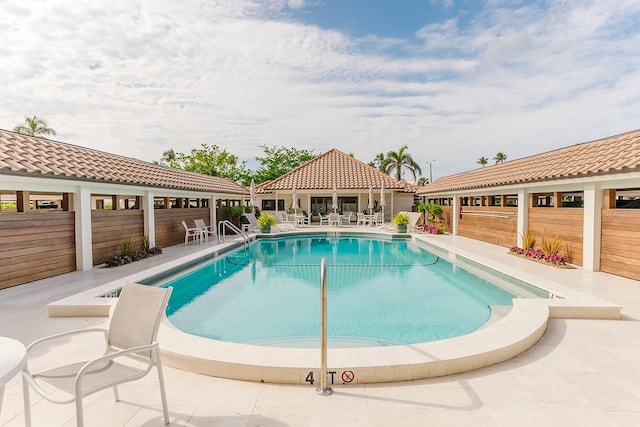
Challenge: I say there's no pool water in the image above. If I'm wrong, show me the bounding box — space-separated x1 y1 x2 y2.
164 236 516 347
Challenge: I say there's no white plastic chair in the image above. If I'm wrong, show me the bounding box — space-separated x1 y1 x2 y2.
318 214 330 226
340 212 352 227
181 220 202 245
357 212 367 226
328 213 340 227
22 283 173 427
194 218 214 241
375 212 384 226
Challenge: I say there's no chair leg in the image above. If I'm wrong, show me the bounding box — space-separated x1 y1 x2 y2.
75 396 85 427
113 385 120 402
155 351 170 425
22 376 32 427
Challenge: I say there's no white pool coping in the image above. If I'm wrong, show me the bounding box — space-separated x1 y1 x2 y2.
48 230 621 385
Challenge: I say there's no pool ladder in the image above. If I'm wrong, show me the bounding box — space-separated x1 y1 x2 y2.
217 220 249 251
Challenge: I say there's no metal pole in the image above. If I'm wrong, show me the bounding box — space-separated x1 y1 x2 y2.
429 160 435 184
315 257 332 396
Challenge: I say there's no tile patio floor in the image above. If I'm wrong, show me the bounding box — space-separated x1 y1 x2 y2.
1 232 639 426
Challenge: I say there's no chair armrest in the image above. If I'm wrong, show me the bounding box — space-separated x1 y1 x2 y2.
80 342 159 373
74 342 160 396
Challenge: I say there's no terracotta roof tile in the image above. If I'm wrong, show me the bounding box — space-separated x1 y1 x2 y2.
418 129 640 194
256 148 415 193
0 129 249 195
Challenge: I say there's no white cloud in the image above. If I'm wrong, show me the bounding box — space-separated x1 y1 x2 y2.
1 0 639 180
287 0 306 10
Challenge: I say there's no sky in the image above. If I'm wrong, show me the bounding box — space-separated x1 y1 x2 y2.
1 0 639 181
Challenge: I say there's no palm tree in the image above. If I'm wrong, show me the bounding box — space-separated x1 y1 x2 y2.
161 149 177 163
13 116 57 137
477 156 488 167
493 152 507 164
381 145 422 181
368 152 385 171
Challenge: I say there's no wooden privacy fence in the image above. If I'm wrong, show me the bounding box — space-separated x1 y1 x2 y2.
601 209 640 281
528 207 583 266
441 206 453 234
92 210 145 265
0 212 76 289
155 208 211 248
458 207 518 248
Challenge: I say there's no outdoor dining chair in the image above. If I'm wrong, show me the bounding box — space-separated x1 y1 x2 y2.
340 212 352 227
22 282 173 427
194 218 215 241
182 220 203 245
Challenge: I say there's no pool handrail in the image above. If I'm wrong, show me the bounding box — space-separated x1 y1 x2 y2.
217 220 249 250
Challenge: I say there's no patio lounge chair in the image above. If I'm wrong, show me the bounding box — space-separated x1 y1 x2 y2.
182 220 203 245
194 218 215 241
22 282 173 427
405 212 423 232
242 212 260 233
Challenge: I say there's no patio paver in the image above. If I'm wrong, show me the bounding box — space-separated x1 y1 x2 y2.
1 233 639 426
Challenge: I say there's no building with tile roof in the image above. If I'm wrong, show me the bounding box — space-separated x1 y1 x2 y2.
0 129 249 289
255 148 417 220
0 129 249 194
419 129 640 194
416 128 640 281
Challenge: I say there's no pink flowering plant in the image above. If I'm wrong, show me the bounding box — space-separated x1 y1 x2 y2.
545 253 567 266
510 234 568 267
510 245 567 266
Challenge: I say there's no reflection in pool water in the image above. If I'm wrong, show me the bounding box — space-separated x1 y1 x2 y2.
164 236 515 347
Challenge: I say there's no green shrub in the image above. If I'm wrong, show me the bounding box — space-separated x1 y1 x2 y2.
540 235 562 256
392 212 410 226
120 236 134 256
257 212 276 227
520 231 536 250
142 234 151 252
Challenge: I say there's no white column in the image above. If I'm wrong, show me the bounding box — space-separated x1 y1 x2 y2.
74 186 93 271
210 195 217 236
583 182 602 272
143 191 155 247
452 196 459 235
517 188 529 247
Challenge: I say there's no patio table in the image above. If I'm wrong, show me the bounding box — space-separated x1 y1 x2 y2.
0 336 27 413
364 214 377 226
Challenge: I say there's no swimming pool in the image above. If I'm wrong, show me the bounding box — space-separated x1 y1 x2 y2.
164 235 517 347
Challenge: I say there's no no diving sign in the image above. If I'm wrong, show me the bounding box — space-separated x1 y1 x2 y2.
341 370 354 383
305 369 356 385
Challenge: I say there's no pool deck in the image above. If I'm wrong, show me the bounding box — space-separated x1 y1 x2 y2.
2 230 640 426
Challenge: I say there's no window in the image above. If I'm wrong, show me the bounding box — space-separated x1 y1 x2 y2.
262 199 285 211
